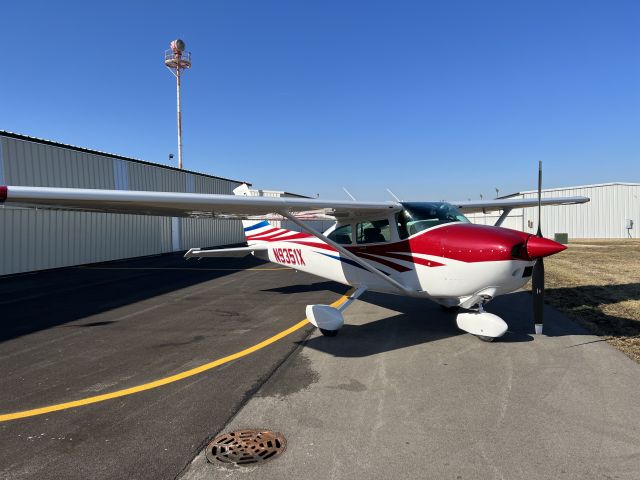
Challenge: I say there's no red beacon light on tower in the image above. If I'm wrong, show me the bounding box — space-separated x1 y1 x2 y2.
170 39 186 56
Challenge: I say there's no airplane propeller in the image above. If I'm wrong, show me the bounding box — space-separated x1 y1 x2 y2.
532 161 545 334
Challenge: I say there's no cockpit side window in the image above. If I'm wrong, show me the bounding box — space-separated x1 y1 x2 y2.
327 224 353 244
356 219 391 244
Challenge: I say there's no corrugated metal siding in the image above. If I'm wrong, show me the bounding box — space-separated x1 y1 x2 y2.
468 184 640 239
4 137 115 188
180 218 244 248
465 211 523 230
0 135 245 276
518 184 640 239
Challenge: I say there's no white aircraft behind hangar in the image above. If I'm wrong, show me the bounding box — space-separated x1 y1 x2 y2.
0 165 588 342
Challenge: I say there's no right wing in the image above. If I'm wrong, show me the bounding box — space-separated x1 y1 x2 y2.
452 196 589 214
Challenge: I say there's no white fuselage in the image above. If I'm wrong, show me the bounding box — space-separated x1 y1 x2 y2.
244 220 535 308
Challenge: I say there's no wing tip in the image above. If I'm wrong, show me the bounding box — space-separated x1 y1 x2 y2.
0 186 7 202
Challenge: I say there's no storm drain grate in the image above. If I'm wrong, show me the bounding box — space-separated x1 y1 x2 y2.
206 429 287 466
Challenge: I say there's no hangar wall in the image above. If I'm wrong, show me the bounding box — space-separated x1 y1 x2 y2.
466 183 640 239
0 132 246 276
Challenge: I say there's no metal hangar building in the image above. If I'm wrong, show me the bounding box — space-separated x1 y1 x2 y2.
467 182 640 239
0 131 249 276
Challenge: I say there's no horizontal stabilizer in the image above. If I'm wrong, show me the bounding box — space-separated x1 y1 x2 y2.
184 245 268 259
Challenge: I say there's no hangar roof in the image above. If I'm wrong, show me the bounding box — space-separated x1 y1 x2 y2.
0 130 251 186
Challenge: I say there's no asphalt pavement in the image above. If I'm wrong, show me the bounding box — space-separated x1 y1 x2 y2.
3 253 640 480
0 254 348 480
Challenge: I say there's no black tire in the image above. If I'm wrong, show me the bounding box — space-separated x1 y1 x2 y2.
477 335 496 342
320 328 339 337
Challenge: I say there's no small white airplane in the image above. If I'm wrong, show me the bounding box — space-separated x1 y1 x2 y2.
0 164 588 341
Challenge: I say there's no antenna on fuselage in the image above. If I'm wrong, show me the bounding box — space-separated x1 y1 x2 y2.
342 188 357 201
386 188 402 202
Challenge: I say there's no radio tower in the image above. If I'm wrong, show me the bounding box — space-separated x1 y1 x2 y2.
164 39 192 170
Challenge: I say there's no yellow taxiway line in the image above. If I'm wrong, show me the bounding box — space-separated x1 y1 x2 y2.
0 289 353 423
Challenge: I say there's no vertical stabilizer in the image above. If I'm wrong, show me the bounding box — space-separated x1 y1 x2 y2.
232 183 278 243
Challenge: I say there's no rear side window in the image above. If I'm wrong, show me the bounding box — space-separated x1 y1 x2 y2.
327 224 353 244
356 219 390 244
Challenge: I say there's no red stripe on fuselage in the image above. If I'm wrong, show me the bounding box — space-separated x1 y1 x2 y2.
347 224 529 263
246 227 281 240
354 252 412 272
252 231 314 242
288 241 338 252
250 223 531 264
375 251 444 268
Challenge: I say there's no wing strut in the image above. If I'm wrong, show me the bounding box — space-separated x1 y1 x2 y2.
280 212 419 297
494 208 512 227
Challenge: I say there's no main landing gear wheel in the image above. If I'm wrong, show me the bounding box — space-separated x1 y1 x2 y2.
319 328 338 337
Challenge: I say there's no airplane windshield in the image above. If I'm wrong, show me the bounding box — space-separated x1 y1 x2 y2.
397 202 470 239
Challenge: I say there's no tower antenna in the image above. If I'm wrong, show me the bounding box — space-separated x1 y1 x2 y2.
164 39 192 170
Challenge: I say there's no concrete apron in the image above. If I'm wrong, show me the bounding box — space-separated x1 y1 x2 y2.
181 290 640 480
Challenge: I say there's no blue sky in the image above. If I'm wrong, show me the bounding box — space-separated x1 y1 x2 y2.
2 0 638 200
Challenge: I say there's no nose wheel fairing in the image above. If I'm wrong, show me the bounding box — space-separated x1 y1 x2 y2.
306 304 346 332
452 295 509 341
455 310 508 339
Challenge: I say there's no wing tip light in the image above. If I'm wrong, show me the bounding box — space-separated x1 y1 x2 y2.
0 186 7 202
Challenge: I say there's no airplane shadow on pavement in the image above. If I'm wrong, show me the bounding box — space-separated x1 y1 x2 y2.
0 252 266 343
300 283 640 358
301 291 538 358
263 281 348 295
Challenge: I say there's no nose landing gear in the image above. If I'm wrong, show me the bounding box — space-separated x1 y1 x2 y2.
455 296 507 342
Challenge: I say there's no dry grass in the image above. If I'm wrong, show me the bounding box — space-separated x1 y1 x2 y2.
543 239 640 362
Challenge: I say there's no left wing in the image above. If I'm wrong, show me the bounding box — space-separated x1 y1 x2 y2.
452 196 589 214
0 186 401 219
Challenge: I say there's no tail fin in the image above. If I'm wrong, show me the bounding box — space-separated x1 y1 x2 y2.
233 183 280 244
242 219 273 244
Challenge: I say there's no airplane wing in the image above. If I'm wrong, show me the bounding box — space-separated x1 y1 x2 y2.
0 186 401 220
452 196 589 214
